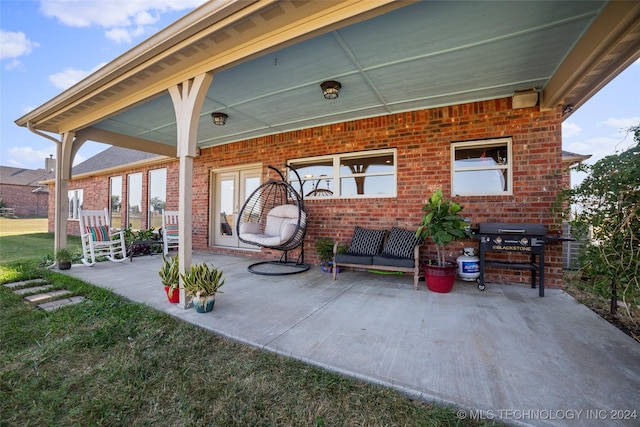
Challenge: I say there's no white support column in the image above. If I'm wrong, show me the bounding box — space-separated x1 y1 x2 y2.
53 131 75 254
168 72 213 309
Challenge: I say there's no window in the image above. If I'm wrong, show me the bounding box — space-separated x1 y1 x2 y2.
127 172 143 230
148 168 167 229
451 138 512 196
289 149 396 198
68 189 83 220
110 176 122 228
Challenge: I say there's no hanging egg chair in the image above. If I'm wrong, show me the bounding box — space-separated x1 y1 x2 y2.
237 165 309 275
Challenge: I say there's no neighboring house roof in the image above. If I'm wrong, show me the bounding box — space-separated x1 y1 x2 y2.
72 146 162 176
562 150 593 166
0 166 54 187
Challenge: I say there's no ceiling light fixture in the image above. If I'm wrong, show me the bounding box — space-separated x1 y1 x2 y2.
211 112 228 125
320 80 341 99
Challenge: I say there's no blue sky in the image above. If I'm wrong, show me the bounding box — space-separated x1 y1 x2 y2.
1 0 639 184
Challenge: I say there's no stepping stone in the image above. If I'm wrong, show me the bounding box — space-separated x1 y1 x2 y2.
24 289 71 302
38 296 86 311
4 279 48 289
13 285 55 295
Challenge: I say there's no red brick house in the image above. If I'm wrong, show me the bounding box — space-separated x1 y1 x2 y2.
0 166 53 217
16 1 640 304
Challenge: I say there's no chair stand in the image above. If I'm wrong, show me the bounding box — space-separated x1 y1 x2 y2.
247 250 310 276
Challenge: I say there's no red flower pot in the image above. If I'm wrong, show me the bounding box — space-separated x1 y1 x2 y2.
164 285 180 303
423 262 457 293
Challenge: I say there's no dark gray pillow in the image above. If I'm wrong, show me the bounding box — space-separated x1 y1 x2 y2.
347 226 386 256
381 227 422 259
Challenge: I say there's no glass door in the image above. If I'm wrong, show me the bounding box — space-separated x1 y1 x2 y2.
212 168 261 248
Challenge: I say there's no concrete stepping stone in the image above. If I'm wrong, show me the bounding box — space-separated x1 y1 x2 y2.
4 279 48 289
24 289 71 302
13 285 55 295
38 296 86 311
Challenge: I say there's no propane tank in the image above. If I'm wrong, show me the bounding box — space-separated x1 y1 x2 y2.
457 247 480 281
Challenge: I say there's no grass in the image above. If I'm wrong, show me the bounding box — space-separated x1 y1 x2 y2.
0 219 498 427
0 218 83 264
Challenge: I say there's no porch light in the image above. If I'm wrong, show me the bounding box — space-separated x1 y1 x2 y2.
211 112 228 125
320 80 341 99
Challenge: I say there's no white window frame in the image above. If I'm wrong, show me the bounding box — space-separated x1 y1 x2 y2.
68 189 83 220
451 138 512 196
289 149 397 199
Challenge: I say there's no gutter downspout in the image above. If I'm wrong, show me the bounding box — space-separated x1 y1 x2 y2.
27 121 60 145
27 121 67 268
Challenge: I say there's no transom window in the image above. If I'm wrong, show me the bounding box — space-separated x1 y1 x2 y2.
289 149 396 198
451 138 512 196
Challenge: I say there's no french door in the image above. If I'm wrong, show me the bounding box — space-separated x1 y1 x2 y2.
211 166 261 248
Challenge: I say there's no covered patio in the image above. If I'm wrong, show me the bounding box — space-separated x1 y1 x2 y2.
62 254 640 426
16 1 640 306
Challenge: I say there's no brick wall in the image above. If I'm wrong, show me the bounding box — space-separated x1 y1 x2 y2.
51 97 565 287
0 184 49 217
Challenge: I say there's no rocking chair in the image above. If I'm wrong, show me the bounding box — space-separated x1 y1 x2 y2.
78 208 127 266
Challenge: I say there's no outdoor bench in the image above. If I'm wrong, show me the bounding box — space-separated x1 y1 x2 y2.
332 226 422 289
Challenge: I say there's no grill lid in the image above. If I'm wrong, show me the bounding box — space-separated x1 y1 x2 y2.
478 222 546 236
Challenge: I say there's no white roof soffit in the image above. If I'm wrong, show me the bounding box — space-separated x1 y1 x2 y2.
14 0 640 148
15 0 405 133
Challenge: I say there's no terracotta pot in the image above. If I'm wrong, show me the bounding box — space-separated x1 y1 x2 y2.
423 262 457 293
164 285 180 303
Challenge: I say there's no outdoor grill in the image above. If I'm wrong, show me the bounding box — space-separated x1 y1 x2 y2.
476 222 547 296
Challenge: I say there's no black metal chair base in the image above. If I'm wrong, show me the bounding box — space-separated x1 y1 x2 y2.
247 260 310 276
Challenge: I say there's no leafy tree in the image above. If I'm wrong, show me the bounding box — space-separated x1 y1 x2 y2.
110 195 121 212
562 125 639 321
149 197 166 212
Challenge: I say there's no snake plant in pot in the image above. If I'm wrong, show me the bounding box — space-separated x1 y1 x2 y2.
158 255 180 303
181 262 225 313
416 189 471 292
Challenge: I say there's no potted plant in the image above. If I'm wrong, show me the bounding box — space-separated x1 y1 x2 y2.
314 237 346 273
158 255 180 303
315 237 335 272
181 262 225 313
55 248 73 270
415 189 471 292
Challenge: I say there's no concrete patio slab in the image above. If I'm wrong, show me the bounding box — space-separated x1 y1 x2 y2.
60 252 640 427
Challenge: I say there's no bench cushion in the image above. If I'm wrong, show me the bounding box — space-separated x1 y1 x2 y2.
335 253 373 265
381 227 422 259
372 254 415 269
346 226 386 256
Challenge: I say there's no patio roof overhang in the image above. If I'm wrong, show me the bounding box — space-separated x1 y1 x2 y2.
15 0 640 157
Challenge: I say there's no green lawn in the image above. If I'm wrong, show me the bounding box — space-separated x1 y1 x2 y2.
0 219 498 426
0 218 82 264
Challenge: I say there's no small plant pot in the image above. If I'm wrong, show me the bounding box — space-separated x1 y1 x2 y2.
164 286 180 303
58 261 72 270
423 262 457 293
193 295 216 313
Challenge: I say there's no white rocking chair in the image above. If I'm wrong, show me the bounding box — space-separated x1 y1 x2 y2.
161 210 179 256
78 208 127 266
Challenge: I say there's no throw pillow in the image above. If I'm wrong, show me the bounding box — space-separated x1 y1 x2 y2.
164 224 179 237
381 227 423 259
346 226 386 256
86 225 110 242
